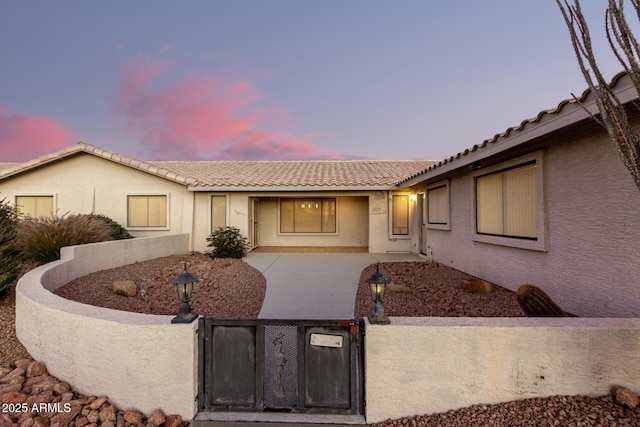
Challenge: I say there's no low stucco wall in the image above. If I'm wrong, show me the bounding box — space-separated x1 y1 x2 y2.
15 234 198 419
365 317 640 424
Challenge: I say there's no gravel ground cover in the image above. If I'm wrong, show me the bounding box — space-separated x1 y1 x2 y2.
2 256 640 426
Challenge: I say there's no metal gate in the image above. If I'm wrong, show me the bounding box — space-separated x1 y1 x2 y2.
197 319 362 414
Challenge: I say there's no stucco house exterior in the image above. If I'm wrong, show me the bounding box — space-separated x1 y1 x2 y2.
0 144 434 254
401 71 640 318
1 72 640 317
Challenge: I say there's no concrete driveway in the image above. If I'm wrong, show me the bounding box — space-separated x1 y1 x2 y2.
244 252 424 319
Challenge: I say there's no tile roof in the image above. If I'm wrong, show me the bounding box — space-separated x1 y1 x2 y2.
151 160 436 188
0 142 436 189
0 163 19 172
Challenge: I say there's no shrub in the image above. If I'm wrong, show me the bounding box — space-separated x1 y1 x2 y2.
17 214 113 264
88 214 133 240
0 197 20 294
206 226 249 259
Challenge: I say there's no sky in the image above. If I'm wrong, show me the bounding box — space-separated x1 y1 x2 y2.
0 1 635 163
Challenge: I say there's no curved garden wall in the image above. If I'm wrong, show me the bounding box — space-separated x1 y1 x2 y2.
15 234 198 419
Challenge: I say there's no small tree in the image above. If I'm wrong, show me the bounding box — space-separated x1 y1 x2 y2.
206 226 249 259
0 197 19 294
557 0 640 191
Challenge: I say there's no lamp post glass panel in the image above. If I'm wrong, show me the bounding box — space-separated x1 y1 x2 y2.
366 263 390 324
171 262 199 324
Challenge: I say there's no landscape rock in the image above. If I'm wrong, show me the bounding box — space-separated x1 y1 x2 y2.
99 404 116 423
463 279 494 294
165 414 183 427
147 409 165 426
111 280 137 297
123 410 144 425
14 359 32 371
0 367 25 384
0 390 27 404
88 396 108 410
611 385 640 408
25 362 47 378
387 283 412 294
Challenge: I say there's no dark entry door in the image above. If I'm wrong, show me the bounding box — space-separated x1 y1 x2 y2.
198 319 361 414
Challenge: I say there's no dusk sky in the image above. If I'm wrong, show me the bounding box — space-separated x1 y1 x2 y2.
0 2 634 162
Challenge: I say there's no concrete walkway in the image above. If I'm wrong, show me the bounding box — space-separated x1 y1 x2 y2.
244 252 424 319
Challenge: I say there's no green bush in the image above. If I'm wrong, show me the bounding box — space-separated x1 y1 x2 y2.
88 214 133 240
0 197 20 294
206 226 249 259
17 214 113 264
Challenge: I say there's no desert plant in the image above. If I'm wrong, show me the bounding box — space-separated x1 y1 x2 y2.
17 213 113 264
0 197 20 294
206 226 249 259
88 213 133 240
516 284 568 317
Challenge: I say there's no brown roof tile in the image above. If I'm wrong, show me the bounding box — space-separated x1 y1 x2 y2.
151 160 436 188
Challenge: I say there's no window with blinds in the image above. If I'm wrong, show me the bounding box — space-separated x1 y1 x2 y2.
15 196 54 218
280 198 336 233
392 194 409 235
427 185 448 225
211 195 226 231
476 162 537 239
127 195 167 227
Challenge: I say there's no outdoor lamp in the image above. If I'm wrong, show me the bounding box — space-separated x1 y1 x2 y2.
171 262 199 324
366 263 390 324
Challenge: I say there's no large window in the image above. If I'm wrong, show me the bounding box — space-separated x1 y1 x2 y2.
16 196 53 218
211 195 226 231
392 194 409 235
127 195 167 227
476 162 537 239
280 198 336 233
427 184 448 226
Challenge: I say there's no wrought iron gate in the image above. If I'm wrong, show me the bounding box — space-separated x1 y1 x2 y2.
197 319 362 414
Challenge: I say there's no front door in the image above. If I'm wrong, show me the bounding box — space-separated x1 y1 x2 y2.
250 199 260 249
419 193 427 255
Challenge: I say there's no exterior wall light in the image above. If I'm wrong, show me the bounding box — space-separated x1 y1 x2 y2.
366 263 390 324
171 262 199 324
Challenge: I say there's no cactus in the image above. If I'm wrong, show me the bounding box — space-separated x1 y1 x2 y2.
516 284 568 317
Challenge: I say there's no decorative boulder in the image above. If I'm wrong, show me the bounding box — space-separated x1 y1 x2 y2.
111 280 137 297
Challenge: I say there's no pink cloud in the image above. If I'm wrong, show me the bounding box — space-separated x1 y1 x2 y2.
112 57 344 160
0 105 74 162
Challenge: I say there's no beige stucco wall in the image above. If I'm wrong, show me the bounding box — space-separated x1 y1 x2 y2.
413 132 640 317
15 234 198 419
0 153 194 242
365 317 640 424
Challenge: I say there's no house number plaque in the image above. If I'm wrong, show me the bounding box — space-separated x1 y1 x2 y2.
310 333 343 348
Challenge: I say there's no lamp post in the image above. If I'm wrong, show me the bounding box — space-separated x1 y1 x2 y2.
171 262 199 324
366 263 390 324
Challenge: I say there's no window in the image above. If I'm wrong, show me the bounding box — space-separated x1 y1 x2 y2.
211 195 226 231
280 198 336 233
427 184 449 226
127 195 167 227
392 194 409 235
476 162 537 239
16 196 53 218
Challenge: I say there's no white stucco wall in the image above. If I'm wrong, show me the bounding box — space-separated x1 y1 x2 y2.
365 317 640 424
0 153 194 241
414 132 640 317
15 234 198 419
